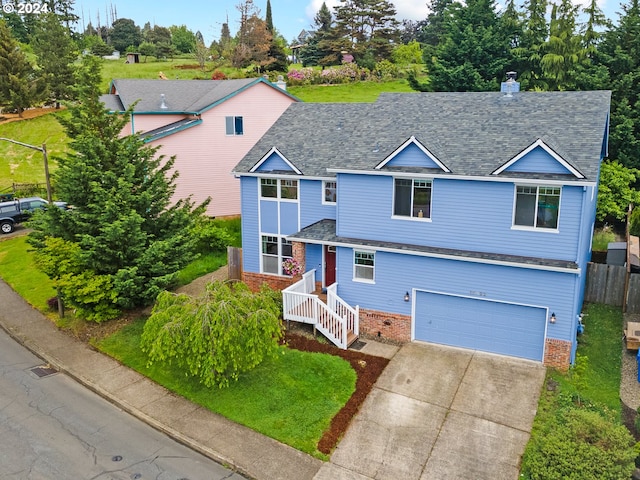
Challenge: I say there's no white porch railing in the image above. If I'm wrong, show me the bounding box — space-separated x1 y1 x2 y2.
282 269 359 349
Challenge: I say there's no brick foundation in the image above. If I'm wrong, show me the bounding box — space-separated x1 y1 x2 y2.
359 308 411 344
544 338 572 371
242 271 298 292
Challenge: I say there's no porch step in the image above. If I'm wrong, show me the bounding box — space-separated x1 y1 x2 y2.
347 330 358 347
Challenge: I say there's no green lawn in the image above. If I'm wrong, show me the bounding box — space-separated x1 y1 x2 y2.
97 318 356 459
0 235 56 311
289 79 415 102
0 111 70 193
520 303 631 478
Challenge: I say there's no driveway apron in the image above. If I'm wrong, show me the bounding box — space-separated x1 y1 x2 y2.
315 342 546 480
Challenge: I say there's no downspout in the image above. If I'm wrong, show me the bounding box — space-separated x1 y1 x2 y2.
130 113 135 135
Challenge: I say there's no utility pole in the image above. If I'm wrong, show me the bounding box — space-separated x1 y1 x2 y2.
0 137 53 204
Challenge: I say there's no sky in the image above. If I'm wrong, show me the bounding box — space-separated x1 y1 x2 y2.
74 0 627 46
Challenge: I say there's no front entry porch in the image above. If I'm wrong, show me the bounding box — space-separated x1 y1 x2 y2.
282 269 359 349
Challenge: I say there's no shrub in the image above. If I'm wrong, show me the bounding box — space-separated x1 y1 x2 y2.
592 226 616 251
522 407 636 480
374 60 398 80
191 217 234 253
141 281 283 388
211 69 227 80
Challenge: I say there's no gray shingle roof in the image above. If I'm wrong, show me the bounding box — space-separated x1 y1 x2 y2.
290 219 578 270
234 91 611 181
100 77 297 114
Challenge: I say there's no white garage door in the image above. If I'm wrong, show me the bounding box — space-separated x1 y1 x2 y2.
414 291 546 362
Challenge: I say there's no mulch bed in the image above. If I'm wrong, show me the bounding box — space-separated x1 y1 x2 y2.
283 329 389 455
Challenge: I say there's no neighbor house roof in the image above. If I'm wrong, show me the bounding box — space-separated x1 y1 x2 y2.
234 90 611 181
100 77 299 115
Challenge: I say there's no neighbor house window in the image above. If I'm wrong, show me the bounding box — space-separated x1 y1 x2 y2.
260 178 298 200
261 235 293 275
323 181 337 204
514 185 561 229
394 178 432 219
354 250 375 282
225 116 243 135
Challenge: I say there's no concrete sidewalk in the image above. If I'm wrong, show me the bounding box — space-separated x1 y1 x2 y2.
0 279 323 480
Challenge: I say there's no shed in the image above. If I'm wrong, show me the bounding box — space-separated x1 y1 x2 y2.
125 53 140 64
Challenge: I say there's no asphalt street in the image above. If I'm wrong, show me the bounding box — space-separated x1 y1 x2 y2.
0 325 246 480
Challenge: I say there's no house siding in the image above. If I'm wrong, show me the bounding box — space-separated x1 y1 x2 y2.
300 179 336 227
504 146 575 175
134 82 295 217
241 177 260 273
337 173 584 262
333 247 577 344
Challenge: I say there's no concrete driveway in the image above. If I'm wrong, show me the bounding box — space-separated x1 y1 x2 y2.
315 342 546 480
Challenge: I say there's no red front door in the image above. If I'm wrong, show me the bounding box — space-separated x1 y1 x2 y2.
325 245 336 286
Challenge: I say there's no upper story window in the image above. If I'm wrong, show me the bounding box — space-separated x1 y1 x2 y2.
354 250 375 282
225 116 243 135
323 181 337 204
393 178 432 219
514 185 561 229
260 178 298 200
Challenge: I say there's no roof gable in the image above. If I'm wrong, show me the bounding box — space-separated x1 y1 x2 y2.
492 139 585 179
250 147 301 174
375 136 450 172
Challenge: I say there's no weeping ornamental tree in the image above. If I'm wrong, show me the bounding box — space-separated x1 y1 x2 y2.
30 56 205 322
141 282 284 388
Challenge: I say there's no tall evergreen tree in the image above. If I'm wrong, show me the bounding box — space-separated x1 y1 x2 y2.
299 2 336 66
265 0 274 33
426 0 513 91
32 13 77 108
540 0 588 90
597 0 640 168
0 20 46 115
263 0 288 72
29 56 205 320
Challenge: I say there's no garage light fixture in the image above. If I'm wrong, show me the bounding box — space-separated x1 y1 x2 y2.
549 312 556 324
404 291 410 302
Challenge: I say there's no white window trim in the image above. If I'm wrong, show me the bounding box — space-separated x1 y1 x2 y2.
353 249 375 284
511 184 562 232
391 178 433 221
259 177 299 202
225 115 244 136
260 234 293 276
322 180 337 205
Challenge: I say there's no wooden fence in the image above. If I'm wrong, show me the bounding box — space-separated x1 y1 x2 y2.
585 262 640 312
227 247 242 281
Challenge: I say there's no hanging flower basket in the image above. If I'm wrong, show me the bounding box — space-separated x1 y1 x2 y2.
282 258 302 277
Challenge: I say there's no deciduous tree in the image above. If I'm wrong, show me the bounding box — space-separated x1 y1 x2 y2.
141 282 283 388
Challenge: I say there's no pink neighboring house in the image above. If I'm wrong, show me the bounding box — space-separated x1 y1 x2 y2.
100 78 299 217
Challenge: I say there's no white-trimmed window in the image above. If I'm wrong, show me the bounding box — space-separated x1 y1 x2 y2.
514 185 561 229
354 250 375 282
323 181 337 204
225 116 243 135
393 178 432 219
260 178 298 200
261 235 293 275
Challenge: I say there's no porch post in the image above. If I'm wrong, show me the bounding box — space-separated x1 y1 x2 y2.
292 241 306 272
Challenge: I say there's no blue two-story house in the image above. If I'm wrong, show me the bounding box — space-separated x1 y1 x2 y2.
233 88 611 370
